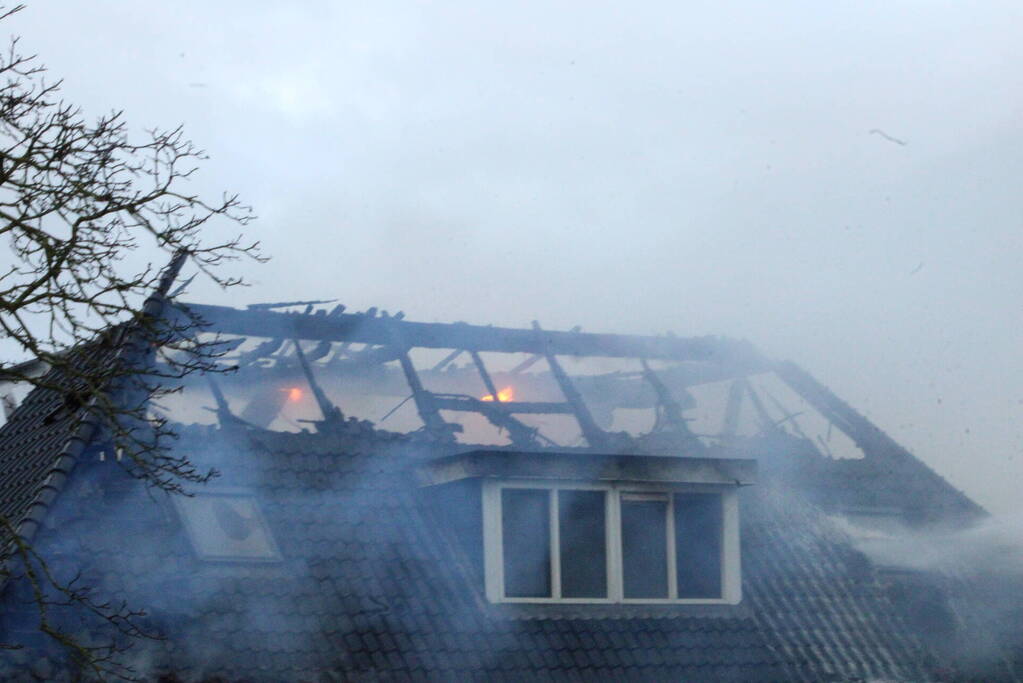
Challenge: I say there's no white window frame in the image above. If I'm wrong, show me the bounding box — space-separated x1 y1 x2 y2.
173 488 282 563
482 479 741 605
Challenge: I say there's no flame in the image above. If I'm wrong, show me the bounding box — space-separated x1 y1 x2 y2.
481 386 514 402
286 387 303 402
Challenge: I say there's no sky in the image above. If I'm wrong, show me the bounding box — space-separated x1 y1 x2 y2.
7 1 1023 513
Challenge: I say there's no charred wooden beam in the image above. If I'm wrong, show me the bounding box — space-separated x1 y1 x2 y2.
470 351 501 402
721 378 745 438
508 326 580 374
178 303 766 367
744 380 774 432
210 336 247 357
467 349 546 445
432 397 574 415
759 385 811 442
396 351 460 440
247 299 336 310
385 321 460 441
640 359 697 440
431 348 464 372
433 393 544 448
774 360 986 523
236 337 285 367
206 376 236 425
509 354 543 374
533 321 610 449
239 383 290 428
304 339 333 362
293 340 344 426
335 344 403 367
205 376 259 430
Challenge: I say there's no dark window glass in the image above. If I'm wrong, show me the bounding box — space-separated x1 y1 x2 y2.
674 493 723 598
558 489 607 598
621 495 668 598
501 488 551 597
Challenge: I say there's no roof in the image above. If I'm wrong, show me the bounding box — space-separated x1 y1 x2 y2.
0 302 999 680
0 340 119 547
772 362 986 526
2 421 935 681
1 254 184 549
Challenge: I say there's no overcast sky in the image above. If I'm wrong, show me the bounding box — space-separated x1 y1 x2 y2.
9 1 1022 513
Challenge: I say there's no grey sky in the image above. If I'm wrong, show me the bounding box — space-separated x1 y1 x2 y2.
9 1 1022 512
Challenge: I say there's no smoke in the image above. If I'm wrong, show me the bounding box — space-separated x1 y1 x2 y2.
840 513 1023 680
0 414 532 680
0 1 1020 680
3 299 1020 680
846 513 1023 577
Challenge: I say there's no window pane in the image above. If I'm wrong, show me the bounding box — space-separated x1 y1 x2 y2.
621 496 668 598
558 489 607 598
501 488 551 597
674 493 723 598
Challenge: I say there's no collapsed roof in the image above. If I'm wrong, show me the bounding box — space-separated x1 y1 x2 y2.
168 300 984 527
0 296 1014 681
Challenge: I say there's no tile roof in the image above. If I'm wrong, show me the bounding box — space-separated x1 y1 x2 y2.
0 420 938 681
0 341 118 548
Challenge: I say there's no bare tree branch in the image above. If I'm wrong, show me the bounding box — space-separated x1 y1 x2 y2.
0 5 263 677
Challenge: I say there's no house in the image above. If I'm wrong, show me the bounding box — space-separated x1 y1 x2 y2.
0 297 1017 681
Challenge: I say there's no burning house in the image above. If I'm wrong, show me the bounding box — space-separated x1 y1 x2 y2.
0 282 1019 680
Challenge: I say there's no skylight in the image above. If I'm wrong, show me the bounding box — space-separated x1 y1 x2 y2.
174 490 282 562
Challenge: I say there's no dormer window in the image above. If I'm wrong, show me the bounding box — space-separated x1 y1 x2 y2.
416 449 752 606
483 481 739 604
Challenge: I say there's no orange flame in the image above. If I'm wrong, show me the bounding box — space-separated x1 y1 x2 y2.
481 386 514 402
286 387 303 402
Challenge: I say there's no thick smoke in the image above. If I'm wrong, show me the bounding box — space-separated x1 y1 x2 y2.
842 513 1023 679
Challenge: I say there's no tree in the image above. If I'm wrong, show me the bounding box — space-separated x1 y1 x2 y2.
0 5 261 677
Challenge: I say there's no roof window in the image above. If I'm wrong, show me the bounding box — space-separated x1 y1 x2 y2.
174 489 281 562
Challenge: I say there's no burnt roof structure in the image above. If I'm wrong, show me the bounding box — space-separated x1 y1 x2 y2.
0 295 1015 681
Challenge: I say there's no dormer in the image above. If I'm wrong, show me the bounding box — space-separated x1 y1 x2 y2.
417 449 755 605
